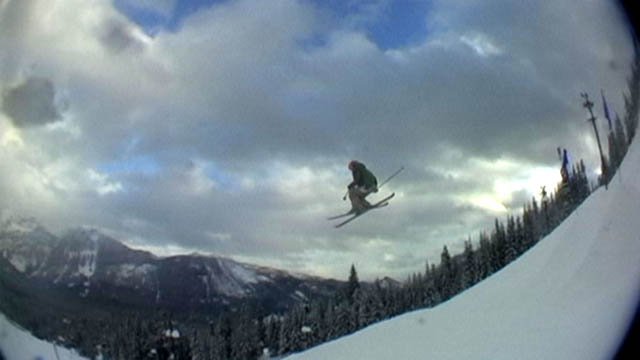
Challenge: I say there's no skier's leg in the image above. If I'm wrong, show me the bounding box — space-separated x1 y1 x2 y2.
348 186 370 211
360 187 373 208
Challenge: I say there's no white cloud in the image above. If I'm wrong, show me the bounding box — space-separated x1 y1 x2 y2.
183 160 217 196
0 0 634 279
87 169 123 196
460 32 503 57
0 121 24 147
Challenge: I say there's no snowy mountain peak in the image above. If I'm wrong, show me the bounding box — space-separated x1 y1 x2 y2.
0 222 343 314
0 216 46 235
375 276 401 289
0 217 56 274
62 227 118 248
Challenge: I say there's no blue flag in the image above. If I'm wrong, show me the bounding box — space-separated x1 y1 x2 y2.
601 89 612 131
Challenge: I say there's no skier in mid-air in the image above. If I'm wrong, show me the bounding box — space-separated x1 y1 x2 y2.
346 160 378 212
329 162 401 228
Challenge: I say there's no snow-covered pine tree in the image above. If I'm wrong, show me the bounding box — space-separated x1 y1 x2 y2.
356 286 383 327
305 299 328 344
322 298 339 340
612 113 629 170
278 308 300 355
230 310 261 359
421 260 437 307
427 262 441 306
333 300 356 337
211 315 232 359
262 314 282 356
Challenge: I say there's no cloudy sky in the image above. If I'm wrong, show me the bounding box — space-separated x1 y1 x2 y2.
0 0 635 280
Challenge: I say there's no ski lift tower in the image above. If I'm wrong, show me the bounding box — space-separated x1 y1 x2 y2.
581 92 608 188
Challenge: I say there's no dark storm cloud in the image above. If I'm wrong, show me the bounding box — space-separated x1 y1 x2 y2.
423 0 632 159
99 20 146 54
2 77 62 127
0 0 36 41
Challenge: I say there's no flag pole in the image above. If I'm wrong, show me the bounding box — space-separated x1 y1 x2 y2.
601 89 613 132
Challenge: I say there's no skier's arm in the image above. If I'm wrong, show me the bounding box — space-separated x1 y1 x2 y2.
348 169 362 189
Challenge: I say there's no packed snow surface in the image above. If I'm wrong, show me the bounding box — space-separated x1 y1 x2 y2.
290 143 640 359
0 313 87 360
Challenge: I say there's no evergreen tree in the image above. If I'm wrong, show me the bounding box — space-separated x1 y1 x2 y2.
420 261 433 307
477 232 492 279
613 113 629 170
423 263 440 307
356 287 382 327
262 315 281 357
231 310 260 360
566 160 590 209
515 216 525 256
462 239 477 288
306 300 328 344
522 199 540 250
278 309 301 355
211 316 232 360
540 188 551 235
332 301 355 337
346 264 360 305
439 245 459 300
491 220 507 271
322 298 339 340
505 216 519 264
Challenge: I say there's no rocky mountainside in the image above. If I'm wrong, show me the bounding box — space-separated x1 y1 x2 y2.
0 217 342 314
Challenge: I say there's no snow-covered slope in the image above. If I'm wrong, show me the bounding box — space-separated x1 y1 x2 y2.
290 142 640 359
0 313 87 360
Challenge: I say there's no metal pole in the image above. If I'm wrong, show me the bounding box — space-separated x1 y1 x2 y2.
581 92 608 187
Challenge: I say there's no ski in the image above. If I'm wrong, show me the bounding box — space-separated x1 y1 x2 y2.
334 193 395 228
328 199 392 221
327 210 356 220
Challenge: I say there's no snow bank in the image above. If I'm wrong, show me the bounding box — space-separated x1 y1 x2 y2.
0 313 87 360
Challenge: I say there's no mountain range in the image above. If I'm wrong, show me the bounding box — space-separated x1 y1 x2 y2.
0 217 343 315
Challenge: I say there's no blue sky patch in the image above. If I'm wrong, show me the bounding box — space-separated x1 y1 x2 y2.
99 155 162 176
308 0 431 50
113 0 229 33
366 0 431 50
114 0 430 48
